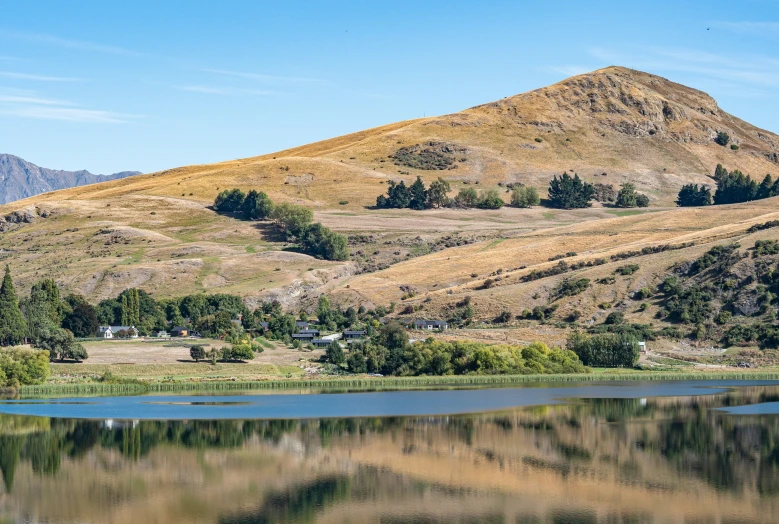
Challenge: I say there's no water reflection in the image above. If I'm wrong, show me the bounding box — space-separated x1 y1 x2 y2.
1 386 779 523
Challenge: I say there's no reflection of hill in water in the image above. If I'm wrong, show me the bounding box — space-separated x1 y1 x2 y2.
1 387 779 522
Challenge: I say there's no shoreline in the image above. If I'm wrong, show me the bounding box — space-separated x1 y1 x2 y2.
16 369 779 397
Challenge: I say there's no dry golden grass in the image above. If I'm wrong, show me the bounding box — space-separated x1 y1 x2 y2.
0 66 777 312
336 197 779 324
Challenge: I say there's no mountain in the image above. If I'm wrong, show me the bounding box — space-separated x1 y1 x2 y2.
1 66 779 326
0 154 140 204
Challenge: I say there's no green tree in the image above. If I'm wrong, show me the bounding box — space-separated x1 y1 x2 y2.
62 295 99 338
325 340 345 366
35 327 88 362
454 187 478 207
476 188 504 209
0 266 27 346
213 188 246 212
615 183 638 208
242 190 274 220
426 177 451 208
408 176 427 210
190 345 206 361
715 132 730 146
21 286 58 344
757 174 775 200
270 202 314 237
511 186 540 208
547 173 595 209
676 184 712 207
317 295 332 325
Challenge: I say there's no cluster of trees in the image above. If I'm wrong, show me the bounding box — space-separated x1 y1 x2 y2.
0 347 50 388
566 332 640 368
213 188 348 261
189 343 255 363
455 187 505 209
614 183 650 208
547 173 595 209
376 177 452 209
676 184 713 207
375 174 652 212
677 165 779 207
325 322 586 376
0 267 88 362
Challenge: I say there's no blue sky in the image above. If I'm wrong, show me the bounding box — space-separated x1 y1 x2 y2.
1 0 778 174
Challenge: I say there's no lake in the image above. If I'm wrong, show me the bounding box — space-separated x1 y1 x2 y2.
1 380 778 523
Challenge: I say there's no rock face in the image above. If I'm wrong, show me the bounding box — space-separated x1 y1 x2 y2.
0 154 140 204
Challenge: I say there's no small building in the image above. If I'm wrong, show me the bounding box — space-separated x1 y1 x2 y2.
298 329 321 337
155 330 170 338
296 321 313 331
413 320 448 331
170 326 189 337
110 326 139 339
259 322 269 331
98 326 113 339
343 330 367 340
311 338 335 348
292 333 315 342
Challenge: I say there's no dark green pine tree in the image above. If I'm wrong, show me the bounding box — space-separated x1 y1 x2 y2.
408 176 428 210
547 173 595 209
757 174 774 200
0 266 28 346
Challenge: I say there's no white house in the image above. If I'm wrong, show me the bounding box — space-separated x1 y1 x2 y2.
99 326 139 339
413 319 448 331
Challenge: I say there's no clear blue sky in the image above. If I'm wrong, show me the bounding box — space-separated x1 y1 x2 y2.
1 0 778 174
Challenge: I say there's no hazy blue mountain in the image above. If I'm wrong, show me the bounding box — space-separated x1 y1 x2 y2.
0 154 140 204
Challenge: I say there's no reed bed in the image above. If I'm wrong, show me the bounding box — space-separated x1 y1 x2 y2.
18 370 779 397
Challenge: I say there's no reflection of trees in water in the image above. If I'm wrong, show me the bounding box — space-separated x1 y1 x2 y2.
219 476 351 524
3 387 779 502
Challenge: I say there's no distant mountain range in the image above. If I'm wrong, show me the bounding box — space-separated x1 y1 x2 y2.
0 154 140 204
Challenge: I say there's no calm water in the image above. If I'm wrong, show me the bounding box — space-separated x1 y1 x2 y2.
1 381 779 523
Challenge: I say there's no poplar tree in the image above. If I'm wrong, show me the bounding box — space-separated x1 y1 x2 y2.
0 266 28 346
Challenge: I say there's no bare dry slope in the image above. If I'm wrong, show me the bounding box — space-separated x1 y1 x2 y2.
1 66 778 305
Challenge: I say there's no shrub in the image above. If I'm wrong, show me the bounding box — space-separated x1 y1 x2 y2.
730 144 739 151
534 138 543 143
604 312 624 325
593 183 616 203
454 187 478 207
190 344 206 361
511 186 540 208
615 264 640 276
391 142 458 170
715 132 730 147
567 332 639 368
0 348 50 387
476 188 504 209
552 278 590 300
634 287 653 300
636 194 650 208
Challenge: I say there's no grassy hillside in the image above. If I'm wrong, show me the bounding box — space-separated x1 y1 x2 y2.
1 66 778 317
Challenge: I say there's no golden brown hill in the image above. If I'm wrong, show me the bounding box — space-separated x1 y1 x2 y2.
1 66 779 308
10 66 779 212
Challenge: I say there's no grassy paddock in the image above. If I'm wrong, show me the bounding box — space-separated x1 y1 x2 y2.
19 369 779 397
